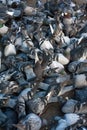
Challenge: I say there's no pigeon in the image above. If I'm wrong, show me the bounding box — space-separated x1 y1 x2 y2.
2 108 18 130
0 25 8 36
55 113 80 130
16 88 31 119
74 74 87 88
13 113 47 130
26 97 46 115
68 60 87 73
75 87 87 102
4 43 16 57
62 10 76 36
56 53 69 65
62 99 87 114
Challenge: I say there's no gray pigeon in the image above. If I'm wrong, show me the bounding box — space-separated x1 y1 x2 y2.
13 113 47 130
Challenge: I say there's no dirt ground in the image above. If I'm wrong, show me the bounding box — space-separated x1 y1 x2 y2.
40 102 62 130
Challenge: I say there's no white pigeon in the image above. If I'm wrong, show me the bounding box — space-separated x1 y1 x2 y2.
74 74 87 88
57 53 69 65
40 40 53 51
0 25 8 36
4 43 16 57
24 6 37 16
50 61 64 73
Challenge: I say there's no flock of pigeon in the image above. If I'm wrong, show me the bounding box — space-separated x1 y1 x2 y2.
0 0 87 130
